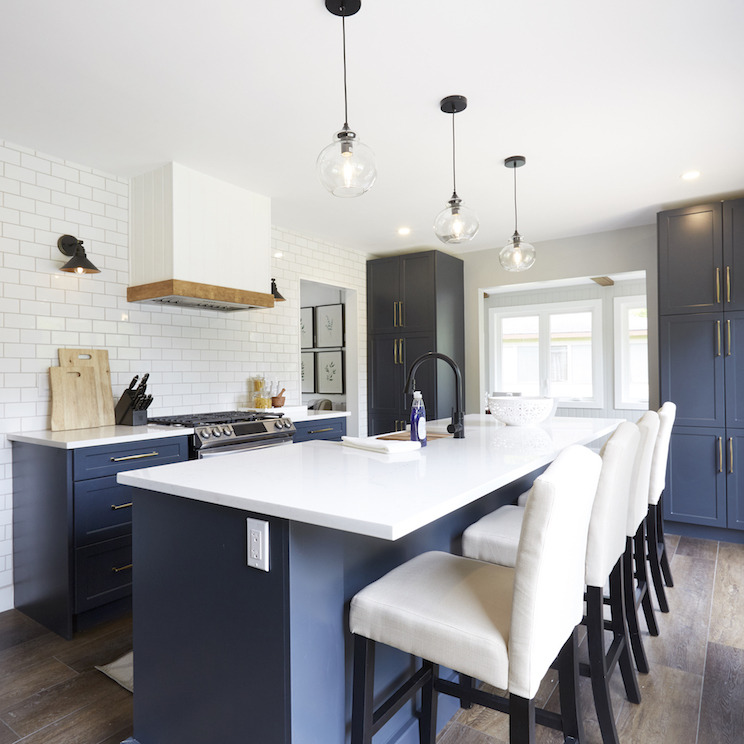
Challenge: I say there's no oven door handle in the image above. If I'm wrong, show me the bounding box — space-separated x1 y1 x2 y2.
197 438 293 458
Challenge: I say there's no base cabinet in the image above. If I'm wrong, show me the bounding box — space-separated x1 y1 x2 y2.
12 436 188 639
664 426 744 531
292 418 346 443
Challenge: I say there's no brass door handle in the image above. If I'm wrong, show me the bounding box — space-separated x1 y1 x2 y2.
398 301 403 327
111 452 159 462
727 266 731 304
112 564 132 573
719 437 723 473
717 320 722 356
727 319 732 356
730 437 734 474
309 428 333 434
717 267 721 304
393 338 398 364
393 301 398 327
111 502 133 510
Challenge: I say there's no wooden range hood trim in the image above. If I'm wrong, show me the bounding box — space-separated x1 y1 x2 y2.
127 280 275 311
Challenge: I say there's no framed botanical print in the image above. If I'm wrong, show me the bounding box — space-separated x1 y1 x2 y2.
314 304 344 348
300 307 314 349
301 352 315 393
316 350 344 394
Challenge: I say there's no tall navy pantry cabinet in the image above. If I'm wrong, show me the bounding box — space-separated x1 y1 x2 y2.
658 198 744 536
367 251 464 436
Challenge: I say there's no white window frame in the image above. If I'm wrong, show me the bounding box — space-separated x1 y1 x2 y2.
613 295 649 410
490 299 604 409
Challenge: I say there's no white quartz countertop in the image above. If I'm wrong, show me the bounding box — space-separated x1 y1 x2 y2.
6 424 194 449
6 411 348 449
117 415 621 540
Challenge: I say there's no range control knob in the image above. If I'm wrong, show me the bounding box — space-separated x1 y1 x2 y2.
200 428 210 439
274 420 284 430
222 426 232 436
284 420 292 429
211 427 222 438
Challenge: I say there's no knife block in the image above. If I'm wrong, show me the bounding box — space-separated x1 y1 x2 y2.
115 391 148 426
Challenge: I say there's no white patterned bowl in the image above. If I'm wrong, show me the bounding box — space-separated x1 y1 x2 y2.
487 396 554 426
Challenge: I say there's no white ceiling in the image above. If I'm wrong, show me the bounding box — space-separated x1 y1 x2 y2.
2 1 743 258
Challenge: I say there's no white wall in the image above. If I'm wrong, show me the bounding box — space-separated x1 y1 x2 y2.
462 224 658 414
0 138 368 612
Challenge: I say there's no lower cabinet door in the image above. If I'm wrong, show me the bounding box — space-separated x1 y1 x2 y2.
665 427 727 528
726 430 744 530
293 419 347 443
368 414 409 437
74 476 133 546
75 536 132 613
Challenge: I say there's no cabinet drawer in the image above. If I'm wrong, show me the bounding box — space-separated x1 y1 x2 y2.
293 419 346 443
73 436 189 480
75 536 132 613
74 476 133 547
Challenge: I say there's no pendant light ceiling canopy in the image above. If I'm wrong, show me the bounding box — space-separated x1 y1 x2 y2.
316 0 377 198
433 95 479 245
57 234 100 274
499 156 536 272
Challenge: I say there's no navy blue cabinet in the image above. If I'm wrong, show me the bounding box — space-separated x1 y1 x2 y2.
659 198 744 536
292 417 347 443
12 436 188 638
367 251 464 436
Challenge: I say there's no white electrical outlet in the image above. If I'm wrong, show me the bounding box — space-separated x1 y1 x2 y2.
246 518 269 571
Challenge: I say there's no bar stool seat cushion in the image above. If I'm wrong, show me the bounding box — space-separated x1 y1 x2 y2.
462 505 524 567
351 551 514 691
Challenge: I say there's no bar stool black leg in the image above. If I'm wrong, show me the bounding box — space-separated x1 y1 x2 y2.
623 537 650 674
656 498 674 587
509 695 536 744
458 674 474 709
420 662 438 744
351 635 375 744
610 560 642 705
646 505 670 612
556 628 584 744
634 524 659 636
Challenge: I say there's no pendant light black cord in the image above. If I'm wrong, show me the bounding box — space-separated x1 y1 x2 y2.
451 112 458 199
342 14 349 129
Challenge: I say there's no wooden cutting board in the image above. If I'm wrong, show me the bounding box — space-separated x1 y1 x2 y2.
50 366 104 431
57 348 115 427
377 431 451 441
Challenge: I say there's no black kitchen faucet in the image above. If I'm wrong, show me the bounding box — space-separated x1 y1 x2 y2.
403 352 465 438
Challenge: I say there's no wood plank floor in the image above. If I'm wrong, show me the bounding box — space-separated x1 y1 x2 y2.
444 534 744 744
0 534 741 744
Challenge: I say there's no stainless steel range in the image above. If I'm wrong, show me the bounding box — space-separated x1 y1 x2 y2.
148 411 296 458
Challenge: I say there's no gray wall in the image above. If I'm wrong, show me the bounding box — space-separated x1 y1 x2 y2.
461 224 658 414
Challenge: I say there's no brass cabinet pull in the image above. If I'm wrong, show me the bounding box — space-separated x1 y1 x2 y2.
111 502 133 510
728 319 732 356
309 428 333 434
719 437 723 473
727 266 732 303
112 563 132 573
393 301 398 327
111 451 159 462
717 268 721 303
398 301 403 327
393 338 398 364
717 320 722 356
730 438 734 474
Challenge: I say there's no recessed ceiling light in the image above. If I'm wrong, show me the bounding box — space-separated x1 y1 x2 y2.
397 227 411 235
681 171 700 180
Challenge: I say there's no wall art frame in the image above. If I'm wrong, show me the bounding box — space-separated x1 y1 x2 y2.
314 304 344 348
315 350 345 394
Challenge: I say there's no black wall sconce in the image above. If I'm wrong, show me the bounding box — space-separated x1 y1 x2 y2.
57 235 100 274
271 278 286 302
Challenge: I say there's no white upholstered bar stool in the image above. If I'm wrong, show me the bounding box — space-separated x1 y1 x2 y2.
623 410 660 674
349 445 602 744
645 401 677 613
463 423 643 744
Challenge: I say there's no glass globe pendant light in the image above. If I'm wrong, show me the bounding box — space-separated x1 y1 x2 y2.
433 95 479 244
499 156 536 271
316 0 376 198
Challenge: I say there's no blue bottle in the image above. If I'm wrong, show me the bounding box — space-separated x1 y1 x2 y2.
410 390 427 447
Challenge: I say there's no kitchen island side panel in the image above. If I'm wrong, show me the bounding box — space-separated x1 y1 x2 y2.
132 489 291 744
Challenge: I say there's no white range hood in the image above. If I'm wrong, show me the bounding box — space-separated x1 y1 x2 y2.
128 162 274 312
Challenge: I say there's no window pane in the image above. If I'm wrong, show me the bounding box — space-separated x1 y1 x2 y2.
625 306 648 402
500 316 540 396
549 312 593 399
